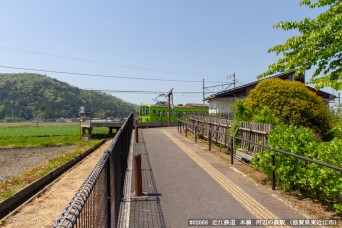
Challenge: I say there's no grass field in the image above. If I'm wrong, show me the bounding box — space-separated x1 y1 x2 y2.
0 125 79 137
0 124 110 148
0 122 79 127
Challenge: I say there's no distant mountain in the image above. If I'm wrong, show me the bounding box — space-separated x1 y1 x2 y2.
0 73 137 120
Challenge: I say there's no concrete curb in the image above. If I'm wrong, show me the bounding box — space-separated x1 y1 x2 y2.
0 139 106 220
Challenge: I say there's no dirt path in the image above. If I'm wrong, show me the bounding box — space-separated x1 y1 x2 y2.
0 140 111 228
0 146 77 182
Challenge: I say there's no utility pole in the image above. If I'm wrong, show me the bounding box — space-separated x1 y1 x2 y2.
203 73 237 98
79 99 82 138
167 88 174 127
202 79 205 104
227 73 237 89
233 73 236 89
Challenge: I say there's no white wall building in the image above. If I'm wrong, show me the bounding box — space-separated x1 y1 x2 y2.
205 71 335 115
208 97 236 114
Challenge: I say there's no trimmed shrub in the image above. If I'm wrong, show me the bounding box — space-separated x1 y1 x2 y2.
245 78 332 140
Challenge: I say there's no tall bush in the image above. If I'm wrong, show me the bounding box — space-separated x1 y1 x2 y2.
245 78 332 140
253 125 342 213
253 125 317 190
252 106 279 125
232 99 253 122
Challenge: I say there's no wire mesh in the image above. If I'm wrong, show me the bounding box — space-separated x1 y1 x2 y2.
53 113 133 228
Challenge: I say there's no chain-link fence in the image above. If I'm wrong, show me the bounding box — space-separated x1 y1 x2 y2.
53 113 134 228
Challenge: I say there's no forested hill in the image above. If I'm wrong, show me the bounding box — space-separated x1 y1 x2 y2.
0 73 138 121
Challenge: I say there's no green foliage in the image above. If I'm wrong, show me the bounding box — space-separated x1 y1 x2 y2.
258 0 342 90
305 139 342 213
330 121 342 139
0 73 138 120
331 107 342 121
253 124 342 213
246 78 332 139
91 127 115 139
252 106 279 125
231 100 278 125
253 125 318 189
232 99 253 122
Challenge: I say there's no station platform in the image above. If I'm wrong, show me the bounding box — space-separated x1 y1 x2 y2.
119 127 309 227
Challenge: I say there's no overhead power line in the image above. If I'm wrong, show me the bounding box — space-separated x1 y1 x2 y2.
97 89 203 94
0 46 222 79
3 85 202 94
3 83 204 95
0 65 226 83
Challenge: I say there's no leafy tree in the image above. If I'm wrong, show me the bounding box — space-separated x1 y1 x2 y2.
258 0 342 89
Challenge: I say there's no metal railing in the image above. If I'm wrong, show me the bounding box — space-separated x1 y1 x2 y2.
53 113 134 228
189 112 234 119
178 120 342 191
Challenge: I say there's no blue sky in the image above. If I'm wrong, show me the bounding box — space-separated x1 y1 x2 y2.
0 1 331 105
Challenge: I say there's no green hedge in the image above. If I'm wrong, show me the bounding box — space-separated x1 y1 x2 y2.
253 124 342 213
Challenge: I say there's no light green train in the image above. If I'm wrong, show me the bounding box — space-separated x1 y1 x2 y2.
139 103 208 123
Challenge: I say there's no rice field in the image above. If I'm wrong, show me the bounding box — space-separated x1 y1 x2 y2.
0 124 109 148
0 122 109 201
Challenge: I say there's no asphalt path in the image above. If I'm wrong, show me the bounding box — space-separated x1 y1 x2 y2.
142 127 307 228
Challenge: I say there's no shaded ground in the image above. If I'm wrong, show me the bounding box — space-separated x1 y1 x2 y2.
0 146 77 182
0 140 111 228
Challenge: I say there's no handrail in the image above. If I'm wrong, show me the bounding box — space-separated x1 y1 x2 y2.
179 120 342 172
53 113 134 227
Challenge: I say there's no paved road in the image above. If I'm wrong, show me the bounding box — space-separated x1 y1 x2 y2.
132 127 307 227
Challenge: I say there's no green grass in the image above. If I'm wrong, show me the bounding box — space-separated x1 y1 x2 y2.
0 125 79 137
0 125 81 148
92 127 113 139
0 125 113 148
